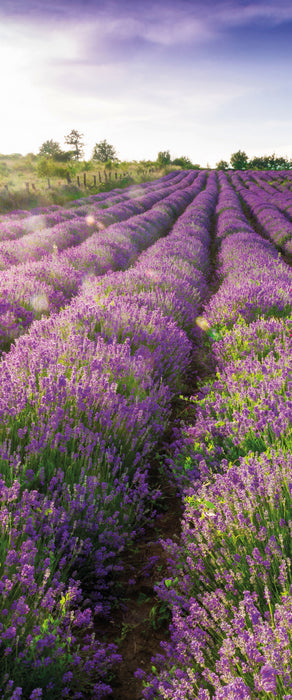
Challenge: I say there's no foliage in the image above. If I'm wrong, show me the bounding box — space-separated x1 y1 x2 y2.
172 156 200 169
157 150 171 166
38 140 63 159
249 153 292 170
92 140 119 162
230 149 249 170
229 150 292 170
36 158 70 179
216 159 229 170
64 129 85 160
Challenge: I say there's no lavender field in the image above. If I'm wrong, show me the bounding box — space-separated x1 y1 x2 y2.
0 169 291 699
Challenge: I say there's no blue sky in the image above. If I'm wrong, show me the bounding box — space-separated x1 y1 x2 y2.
0 0 291 167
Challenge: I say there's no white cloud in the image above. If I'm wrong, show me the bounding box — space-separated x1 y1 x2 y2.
0 2 291 165
215 1 292 27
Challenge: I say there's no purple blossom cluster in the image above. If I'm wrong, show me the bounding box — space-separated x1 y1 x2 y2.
0 170 183 242
0 170 196 269
0 171 215 696
230 171 292 254
207 172 292 328
1 168 291 697
0 171 205 354
140 172 292 698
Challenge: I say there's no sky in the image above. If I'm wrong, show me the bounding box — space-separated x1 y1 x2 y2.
0 0 292 167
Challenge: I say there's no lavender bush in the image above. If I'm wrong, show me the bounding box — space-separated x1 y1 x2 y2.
0 172 206 354
0 171 215 696
140 173 292 698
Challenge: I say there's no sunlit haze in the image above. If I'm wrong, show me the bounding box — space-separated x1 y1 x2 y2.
1 0 292 167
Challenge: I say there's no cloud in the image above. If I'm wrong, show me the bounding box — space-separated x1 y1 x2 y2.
215 1 292 27
2 1 292 55
0 0 291 166
113 11 213 46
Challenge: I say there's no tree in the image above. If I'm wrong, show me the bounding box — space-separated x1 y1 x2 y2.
38 140 63 159
230 150 249 170
92 140 118 162
54 150 75 162
64 129 84 160
157 151 171 166
172 156 195 169
216 159 229 170
249 153 291 170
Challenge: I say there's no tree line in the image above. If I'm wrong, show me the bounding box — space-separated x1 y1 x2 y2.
27 131 292 171
216 150 292 171
39 131 119 163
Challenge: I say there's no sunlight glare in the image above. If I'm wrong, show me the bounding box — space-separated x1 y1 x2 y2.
195 316 210 331
30 293 49 312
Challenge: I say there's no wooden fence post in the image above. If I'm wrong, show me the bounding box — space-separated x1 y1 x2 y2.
115 171 117 179
47 178 51 189
66 171 71 184
77 175 80 187
83 173 87 187
104 170 107 181
93 175 97 186
99 171 102 182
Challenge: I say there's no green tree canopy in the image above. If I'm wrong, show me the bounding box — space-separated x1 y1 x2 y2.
249 153 291 170
216 159 229 170
92 140 118 162
230 150 249 170
64 130 85 160
38 140 63 158
172 156 195 169
157 150 171 165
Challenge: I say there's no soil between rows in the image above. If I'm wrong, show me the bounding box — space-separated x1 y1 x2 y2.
90 215 221 699
85 198 291 699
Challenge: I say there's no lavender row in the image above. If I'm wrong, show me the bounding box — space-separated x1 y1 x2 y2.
0 171 196 267
0 172 206 354
0 174 217 698
0 170 184 232
230 171 292 254
140 178 292 698
239 170 292 223
0 170 186 245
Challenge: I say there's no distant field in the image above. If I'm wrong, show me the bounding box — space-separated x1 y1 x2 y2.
0 154 178 213
0 169 291 699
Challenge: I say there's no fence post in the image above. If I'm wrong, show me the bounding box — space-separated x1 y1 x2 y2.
93 175 97 186
104 170 107 181
115 171 117 179
83 173 87 187
109 171 111 180
47 178 51 189
98 171 102 182
66 171 71 183
77 175 80 187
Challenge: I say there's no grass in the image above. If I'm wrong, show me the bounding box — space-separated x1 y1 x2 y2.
0 154 180 213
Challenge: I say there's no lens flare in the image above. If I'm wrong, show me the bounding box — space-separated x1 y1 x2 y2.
144 269 161 282
195 316 210 331
24 215 45 234
81 273 96 289
30 293 49 313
